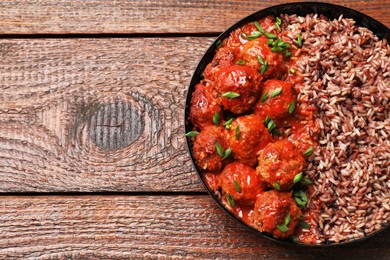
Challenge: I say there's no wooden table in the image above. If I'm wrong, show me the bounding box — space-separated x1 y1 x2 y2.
0 0 389 258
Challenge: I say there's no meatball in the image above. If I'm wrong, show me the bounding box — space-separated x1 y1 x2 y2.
253 190 302 239
254 79 296 120
193 125 230 172
220 162 267 206
256 140 306 190
215 65 262 114
189 82 222 129
227 114 272 166
240 36 286 79
204 47 235 81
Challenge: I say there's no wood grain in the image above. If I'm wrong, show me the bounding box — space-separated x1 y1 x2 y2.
0 37 216 192
0 0 389 34
0 195 389 259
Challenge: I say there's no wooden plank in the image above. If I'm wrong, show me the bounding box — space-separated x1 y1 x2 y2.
0 37 216 192
0 195 388 259
0 0 389 34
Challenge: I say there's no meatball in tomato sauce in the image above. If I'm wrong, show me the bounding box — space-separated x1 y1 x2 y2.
240 36 286 79
253 190 302 239
227 114 272 166
193 126 229 172
254 79 297 120
220 162 266 206
204 47 235 81
256 140 306 190
189 82 222 129
215 64 262 114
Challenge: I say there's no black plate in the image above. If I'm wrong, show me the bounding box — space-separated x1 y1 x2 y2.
184 2 390 247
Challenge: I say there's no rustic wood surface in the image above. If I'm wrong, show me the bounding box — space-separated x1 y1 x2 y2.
0 37 215 192
0 0 388 34
0 0 389 258
0 196 389 259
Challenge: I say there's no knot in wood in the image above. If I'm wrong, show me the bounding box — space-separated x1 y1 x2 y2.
89 101 144 150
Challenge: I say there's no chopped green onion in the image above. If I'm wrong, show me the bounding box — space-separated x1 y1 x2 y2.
293 172 303 184
213 111 220 125
300 221 310 229
304 146 314 156
289 68 296 73
257 56 265 65
273 182 281 190
234 180 242 193
264 32 277 39
271 46 282 52
260 62 268 75
284 213 291 226
216 39 222 49
300 178 313 186
284 51 292 57
227 193 235 207
216 143 224 157
222 91 240 98
243 31 262 40
223 147 232 160
236 59 245 65
297 34 303 47
185 131 199 137
267 119 276 133
294 197 305 208
271 87 282 98
272 128 282 136
277 224 288 232
299 190 307 202
275 17 282 31
261 92 269 102
235 126 240 140
254 21 265 33
223 118 234 130
288 101 296 114
267 38 274 46
278 41 290 49
264 115 271 126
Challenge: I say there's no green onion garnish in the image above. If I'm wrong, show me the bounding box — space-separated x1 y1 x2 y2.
304 146 314 156
275 17 282 31
223 118 234 130
235 126 240 140
267 119 276 133
236 59 245 65
222 91 240 98
254 21 265 33
300 178 313 186
290 68 296 73
288 101 296 114
216 39 222 49
271 87 282 98
300 221 310 229
216 143 224 157
293 172 303 184
264 115 271 126
213 111 220 125
267 38 274 46
261 92 269 102
284 213 291 226
242 31 262 40
227 193 235 207
185 131 199 137
234 180 242 193
297 34 303 47
277 224 288 232
257 56 265 65
260 62 268 75
273 182 281 190
223 147 232 160
264 32 277 39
